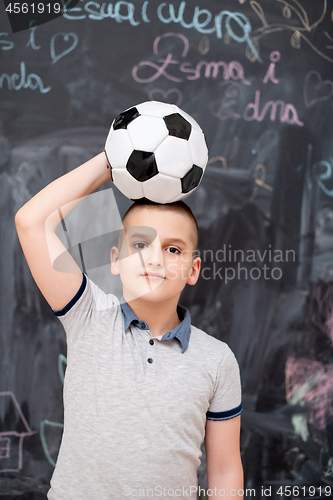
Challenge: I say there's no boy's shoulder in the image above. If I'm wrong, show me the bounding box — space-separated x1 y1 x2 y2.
88 277 120 310
189 323 237 362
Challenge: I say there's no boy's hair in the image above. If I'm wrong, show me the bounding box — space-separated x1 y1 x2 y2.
119 200 199 252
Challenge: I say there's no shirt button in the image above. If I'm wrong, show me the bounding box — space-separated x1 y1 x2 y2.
147 358 153 364
149 339 154 345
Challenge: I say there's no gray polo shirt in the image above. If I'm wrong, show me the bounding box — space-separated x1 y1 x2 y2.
49 274 242 500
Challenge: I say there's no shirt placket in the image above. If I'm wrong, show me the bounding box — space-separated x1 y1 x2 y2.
145 332 157 377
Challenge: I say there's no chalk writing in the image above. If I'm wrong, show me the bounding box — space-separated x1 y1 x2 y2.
1 29 77 67
198 35 210 56
148 87 183 105
156 2 260 60
40 420 64 467
251 0 333 63
244 90 304 126
214 84 304 126
207 137 240 171
0 392 37 473
40 354 67 467
58 353 67 384
263 51 280 84
62 0 140 24
0 62 52 93
50 32 79 64
0 32 14 50
208 156 227 170
142 0 150 22
304 70 333 108
214 83 242 120
250 163 273 201
26 27 41 50
132 32 251 84
315 158 333 197
60 0 260 59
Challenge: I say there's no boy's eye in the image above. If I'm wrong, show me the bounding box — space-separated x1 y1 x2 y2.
133 242 148 250
166 246 180 254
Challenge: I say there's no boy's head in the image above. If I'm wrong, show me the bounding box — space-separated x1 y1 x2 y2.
111 201 201 303
119 200 199 252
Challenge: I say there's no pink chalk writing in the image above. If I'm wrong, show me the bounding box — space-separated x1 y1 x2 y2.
132 32 250 85
214 84 304 126
148 88 183 106
263 51 280 84
244 90 304 126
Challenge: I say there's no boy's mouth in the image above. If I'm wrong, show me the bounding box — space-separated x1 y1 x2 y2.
142 272 165 280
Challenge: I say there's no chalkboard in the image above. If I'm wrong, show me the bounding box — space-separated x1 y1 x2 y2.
1 0 333 498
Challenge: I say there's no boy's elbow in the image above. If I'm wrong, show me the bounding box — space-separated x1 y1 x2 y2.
15 205 35 232
15 207 25 230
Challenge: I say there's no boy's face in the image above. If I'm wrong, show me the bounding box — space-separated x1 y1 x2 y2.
111 207 201 304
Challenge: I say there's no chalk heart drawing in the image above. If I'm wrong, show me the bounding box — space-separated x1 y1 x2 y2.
148 88 183 106
50 33 79 65
304 71 333 108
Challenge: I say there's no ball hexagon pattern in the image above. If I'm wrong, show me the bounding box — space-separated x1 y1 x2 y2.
105 101 208 203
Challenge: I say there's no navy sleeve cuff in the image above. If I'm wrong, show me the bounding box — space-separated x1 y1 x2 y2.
51 274 87 317
206 402 242 421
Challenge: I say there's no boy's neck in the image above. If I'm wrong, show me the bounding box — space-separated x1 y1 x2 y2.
125 295 181 336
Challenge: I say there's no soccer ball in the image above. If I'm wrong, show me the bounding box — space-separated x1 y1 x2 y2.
105 101 208 204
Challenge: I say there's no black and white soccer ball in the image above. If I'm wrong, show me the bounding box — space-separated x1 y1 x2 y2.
105 101 208 203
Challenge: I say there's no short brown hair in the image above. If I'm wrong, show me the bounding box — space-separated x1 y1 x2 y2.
120 200 199 251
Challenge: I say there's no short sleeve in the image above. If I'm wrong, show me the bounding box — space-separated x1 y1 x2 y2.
206 347 242 421
51 274 119 343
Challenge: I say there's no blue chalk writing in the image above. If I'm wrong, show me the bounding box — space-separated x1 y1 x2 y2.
59 0 260 60
85 1 105 20
58 354 67 384
50 32 79 64
0 62 51 93
40 420 64 467
63 0 140 24
26 27 41 50
40 354 67 467
62 0 86 20
157 2 193 28
0 32 14 51
142 0 150 23
156 2 260 61
316 159 333 197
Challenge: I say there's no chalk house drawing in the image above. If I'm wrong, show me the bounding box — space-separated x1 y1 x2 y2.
0 391 37 473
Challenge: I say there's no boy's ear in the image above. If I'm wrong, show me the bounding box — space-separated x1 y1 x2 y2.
110 246 120 275
187 256 201 286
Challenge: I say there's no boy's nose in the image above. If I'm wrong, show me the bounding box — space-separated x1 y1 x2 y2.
146 243 163 267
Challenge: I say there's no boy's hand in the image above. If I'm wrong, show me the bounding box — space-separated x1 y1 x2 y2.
15 153 111 312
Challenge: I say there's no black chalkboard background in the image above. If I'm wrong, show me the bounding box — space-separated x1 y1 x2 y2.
1 1 333 498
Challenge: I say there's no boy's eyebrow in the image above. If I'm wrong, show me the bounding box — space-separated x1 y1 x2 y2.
127 232 188 247
161 237 188 246
127 232 156 240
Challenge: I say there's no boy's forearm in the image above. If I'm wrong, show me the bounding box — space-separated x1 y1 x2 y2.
15 152 111 228
207 468 244 499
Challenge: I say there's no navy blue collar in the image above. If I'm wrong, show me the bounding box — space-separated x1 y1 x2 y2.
120 300 191 353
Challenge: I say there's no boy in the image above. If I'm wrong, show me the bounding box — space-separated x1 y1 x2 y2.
15 152 243 499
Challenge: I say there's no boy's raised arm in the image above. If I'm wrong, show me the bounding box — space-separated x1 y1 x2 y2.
15 152 111 312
